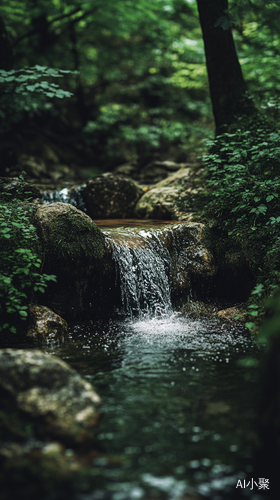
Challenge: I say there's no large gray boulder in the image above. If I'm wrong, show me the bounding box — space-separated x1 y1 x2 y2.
135 167 206 220
0 349 102 498
0 349 101 444
34 202 115 319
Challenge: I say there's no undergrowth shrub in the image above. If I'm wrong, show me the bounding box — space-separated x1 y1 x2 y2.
203 117 280 329
0 65 74 133
0 176 56 335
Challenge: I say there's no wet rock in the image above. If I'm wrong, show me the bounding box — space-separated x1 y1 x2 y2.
104 222 217 305
0 176 41 201
180 301 218 319
133 160 182 184
0 349 101 444
0 349 102 499
27 305 68 340
135 167 206 220
217 305 248 324
158 223 217 299
33 202 115 319
83 174 144 218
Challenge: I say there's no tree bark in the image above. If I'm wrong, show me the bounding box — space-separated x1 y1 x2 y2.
196 0 256 133
0 16 13 70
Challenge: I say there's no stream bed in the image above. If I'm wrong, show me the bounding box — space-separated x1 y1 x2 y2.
2 208 266 499
42 313 263 500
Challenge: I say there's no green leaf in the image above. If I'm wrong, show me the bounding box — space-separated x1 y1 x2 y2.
257 204 267 214
19 310 28 317
245 322 255 329
252 284 264 295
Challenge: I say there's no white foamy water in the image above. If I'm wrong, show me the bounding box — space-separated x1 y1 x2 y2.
106 228 172 317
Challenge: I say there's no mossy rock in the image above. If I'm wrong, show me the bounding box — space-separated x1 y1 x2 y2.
135 167 207 220
34 202 115 320
0 348 102 499
83 174 144 218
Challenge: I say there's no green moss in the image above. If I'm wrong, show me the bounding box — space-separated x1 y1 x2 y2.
35 204 115 320
43 209 105 273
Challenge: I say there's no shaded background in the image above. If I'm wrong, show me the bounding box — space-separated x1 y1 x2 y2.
0 0 279 180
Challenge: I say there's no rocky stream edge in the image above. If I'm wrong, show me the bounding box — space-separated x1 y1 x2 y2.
0 169 262 499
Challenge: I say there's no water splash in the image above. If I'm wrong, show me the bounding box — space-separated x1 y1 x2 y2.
105 228 172 318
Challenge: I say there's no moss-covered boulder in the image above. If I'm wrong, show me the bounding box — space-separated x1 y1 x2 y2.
135 167 207 220
83 174 144 218
34 202 115 320
0 349 101 444
179 301 218 319
0 349 101 499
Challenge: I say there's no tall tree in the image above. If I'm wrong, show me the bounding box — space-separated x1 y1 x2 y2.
196 0 256 133
0 16 13 69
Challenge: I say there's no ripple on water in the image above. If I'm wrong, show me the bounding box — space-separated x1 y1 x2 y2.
41 315 262 500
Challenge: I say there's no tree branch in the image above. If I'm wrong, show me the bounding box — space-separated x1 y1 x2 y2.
12 7 91 47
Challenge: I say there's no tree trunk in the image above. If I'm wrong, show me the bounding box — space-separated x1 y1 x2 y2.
196 0 256 133
0 16 13 70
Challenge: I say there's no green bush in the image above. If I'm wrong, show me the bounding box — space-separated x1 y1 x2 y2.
0 179 56 334
203 117 280 329
0 66 74 133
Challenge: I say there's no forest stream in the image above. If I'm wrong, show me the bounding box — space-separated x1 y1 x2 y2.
9 216 264 500
43 314 262 500
2 2 280 497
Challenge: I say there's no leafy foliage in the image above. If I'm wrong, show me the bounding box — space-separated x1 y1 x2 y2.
0 0 211 167
203 118 280 328
0 177 56 334
0 0 280 168
0 66 74 133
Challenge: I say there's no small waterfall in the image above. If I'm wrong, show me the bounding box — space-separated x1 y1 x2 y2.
42 186 87 212
105 229 173 318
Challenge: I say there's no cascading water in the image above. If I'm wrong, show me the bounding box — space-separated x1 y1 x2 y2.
104 228 173 318
41 185 87 212
4 207 262 500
